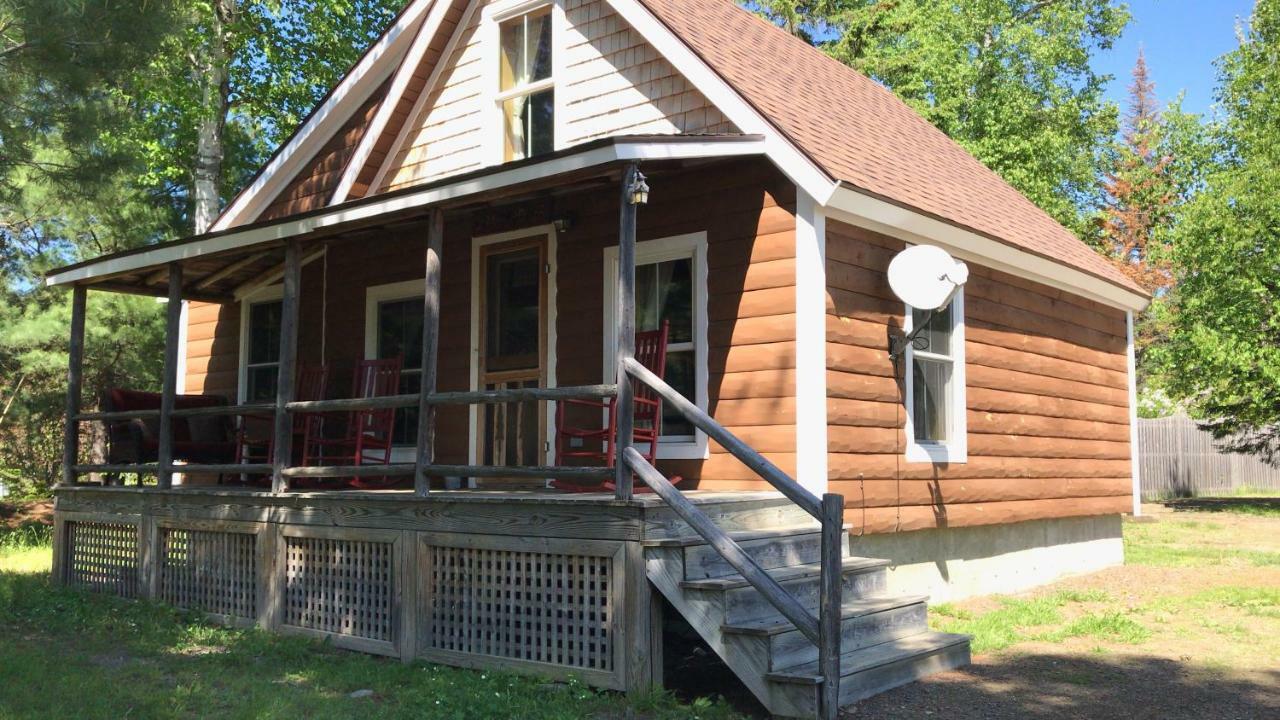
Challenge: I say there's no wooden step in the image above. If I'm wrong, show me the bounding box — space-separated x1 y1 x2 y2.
681 557 890 624
765 631 971 716
723 596 929 671
679 528 850 580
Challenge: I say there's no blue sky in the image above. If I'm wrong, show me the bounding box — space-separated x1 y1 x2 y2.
1096 0 1256 116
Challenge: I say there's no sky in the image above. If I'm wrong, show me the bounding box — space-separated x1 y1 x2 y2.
1096 0 1256 117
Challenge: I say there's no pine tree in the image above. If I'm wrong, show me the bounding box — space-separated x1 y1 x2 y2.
1100 49 1175 294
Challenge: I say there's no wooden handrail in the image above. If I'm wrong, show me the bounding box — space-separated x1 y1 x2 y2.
281 463 611 480
622 357 822 519
624 447 821 643
286 384 618 414
76 402 273 422
621 357 845 719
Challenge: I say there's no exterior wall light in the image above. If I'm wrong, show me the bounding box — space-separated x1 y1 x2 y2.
629 171 650 205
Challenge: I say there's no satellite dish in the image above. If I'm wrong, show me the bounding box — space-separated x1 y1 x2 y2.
887 245 970 310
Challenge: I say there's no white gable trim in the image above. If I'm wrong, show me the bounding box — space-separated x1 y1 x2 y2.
603 0 837 205
330 0 457 205
826 185 1149 312
210 0 437 232
367 0 485 197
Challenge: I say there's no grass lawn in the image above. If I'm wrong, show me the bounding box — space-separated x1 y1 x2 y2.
855 499 1280 719
5 501 1280 719
0 522 739 720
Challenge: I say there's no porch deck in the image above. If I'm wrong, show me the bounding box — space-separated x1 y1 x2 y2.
52 485 811 692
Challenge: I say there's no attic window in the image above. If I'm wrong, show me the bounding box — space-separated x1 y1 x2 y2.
498 6 554 162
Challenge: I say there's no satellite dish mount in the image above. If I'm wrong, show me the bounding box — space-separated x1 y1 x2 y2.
886 245 970 360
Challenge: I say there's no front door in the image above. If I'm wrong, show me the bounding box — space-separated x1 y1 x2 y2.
475 236 548 479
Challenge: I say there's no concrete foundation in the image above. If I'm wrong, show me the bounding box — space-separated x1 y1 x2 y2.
850 515 1124 602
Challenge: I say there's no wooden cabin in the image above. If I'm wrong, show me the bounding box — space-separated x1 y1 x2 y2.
44 1 1150 717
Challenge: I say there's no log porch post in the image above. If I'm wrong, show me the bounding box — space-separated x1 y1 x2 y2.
61 285 88 486
614 162 640 500
157 263 183 489
414 209 444 496
271 239 302 493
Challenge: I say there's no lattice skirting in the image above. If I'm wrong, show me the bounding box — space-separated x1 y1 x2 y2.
418 535 625 683
64 519 140 598
158 525 258 621
281 528 401 649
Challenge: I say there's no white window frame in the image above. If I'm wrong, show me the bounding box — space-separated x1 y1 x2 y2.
365 279 428 461
603 232 709 461
903 289 968 464
482 0 565 166
237 285 284 404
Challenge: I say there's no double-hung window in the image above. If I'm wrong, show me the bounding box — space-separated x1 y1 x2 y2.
497 5 555 162
365 281 426 450
240 289 284 403
903 290 968 463
605 232 708 459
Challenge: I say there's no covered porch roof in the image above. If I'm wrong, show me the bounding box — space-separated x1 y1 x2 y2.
44 134 766 302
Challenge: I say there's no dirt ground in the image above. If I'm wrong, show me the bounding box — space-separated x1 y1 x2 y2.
0 500 52 530
847 503 1280 719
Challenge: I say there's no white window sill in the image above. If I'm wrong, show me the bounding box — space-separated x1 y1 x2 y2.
906 441 967 465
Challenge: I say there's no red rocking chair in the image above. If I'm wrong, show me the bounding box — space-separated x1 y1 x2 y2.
553 321 672 493
302 357 402 489
235 363 330 482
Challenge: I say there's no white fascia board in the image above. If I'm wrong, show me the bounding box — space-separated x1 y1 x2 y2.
46 138 767 287
825 185 1150 313
330 0 455 205
793 190 829 496
209 0 436 232
1127 310 1141 516
604 0 837 205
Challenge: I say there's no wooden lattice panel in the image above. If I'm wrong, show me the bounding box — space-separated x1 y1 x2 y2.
283 535 395 642
66 521 139 598
159 528 257 620
423 545 615 671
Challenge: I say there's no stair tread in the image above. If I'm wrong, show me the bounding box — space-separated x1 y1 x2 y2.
679 556 889 590
642 523 851 547
721 595 928 636
766 631 971 683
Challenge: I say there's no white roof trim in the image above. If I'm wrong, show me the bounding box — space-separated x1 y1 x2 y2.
47 138 767 287
209 0 437 232
330 0 457 205
825 185 1150 312
603 0 837 205
367 0 483 198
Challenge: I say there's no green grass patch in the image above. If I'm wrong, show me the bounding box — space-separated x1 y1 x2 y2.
1042 612 1151 644
930 590 1116 654
0 545 741 720
1123 521 1280 567
0 522 52 550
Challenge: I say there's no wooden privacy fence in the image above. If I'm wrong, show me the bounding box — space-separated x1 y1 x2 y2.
1138 416 1280 499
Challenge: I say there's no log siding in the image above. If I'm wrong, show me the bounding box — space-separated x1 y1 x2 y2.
824 219 1132 533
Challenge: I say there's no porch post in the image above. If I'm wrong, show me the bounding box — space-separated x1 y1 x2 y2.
271 239 302 493
614 162 640 500
61 285 87 486
414 209 444 496
158 263 183 489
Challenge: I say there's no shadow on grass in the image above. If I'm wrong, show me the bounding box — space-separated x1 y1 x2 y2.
1162 497 1280 516
852 652 1280 720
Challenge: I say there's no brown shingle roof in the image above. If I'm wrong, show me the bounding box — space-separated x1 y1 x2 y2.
637 0 1143 295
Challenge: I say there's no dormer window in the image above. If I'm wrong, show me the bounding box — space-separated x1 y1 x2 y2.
498 6 554 162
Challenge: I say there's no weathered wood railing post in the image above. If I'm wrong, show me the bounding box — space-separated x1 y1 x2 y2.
62 285 88 486
414 209 444 496
614 162 640 500
271 240 302 493
157 263 183 489
818 492 844 720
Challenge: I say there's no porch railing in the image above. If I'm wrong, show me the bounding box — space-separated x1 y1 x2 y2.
60 160 845 718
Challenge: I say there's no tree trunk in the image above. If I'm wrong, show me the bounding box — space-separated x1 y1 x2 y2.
192 0 235 235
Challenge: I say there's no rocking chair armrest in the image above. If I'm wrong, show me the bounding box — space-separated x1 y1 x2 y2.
558 397 614 411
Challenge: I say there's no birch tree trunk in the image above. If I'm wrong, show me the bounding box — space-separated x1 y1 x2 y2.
192 0 235 235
